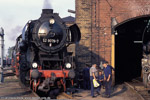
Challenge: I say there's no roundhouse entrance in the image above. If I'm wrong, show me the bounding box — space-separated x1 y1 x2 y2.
114 17 150 84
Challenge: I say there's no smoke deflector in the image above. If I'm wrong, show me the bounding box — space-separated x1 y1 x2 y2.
69 24 81 43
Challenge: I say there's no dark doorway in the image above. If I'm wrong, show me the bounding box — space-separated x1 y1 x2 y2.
115 17 150 84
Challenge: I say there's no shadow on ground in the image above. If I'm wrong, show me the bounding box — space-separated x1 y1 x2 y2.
110 85 127 97
1 91 32 97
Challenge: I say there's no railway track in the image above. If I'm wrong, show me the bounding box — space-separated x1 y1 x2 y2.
125 78 150 100
3 67 73 100
0 67 40 100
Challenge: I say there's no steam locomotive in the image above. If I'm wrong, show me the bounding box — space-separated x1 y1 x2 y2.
11 9 81 96
142 43 150 88
142 26 150 88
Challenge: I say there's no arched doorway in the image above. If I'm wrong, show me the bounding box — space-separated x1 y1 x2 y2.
114 16 150 84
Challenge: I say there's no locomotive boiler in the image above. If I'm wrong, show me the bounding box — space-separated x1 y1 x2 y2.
12 9 81 95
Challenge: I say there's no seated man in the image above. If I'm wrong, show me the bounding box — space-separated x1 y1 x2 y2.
49 80 62 99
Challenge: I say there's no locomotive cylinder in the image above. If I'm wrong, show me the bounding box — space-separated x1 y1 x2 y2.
31 69 40 79
68 70 75 79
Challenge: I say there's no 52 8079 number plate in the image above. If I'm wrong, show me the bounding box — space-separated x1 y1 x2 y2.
43 38 59 43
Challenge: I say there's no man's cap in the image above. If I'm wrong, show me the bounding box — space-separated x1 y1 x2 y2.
102 61 108 64
98 69 103 72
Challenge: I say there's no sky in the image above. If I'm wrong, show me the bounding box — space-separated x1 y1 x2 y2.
0 0 75 56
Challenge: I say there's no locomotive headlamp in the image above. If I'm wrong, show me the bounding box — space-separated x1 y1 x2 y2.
32 62 38 68
65 63 71 69
144 59 148 62
39 29 45 34
142 58 148 65
49 18 55 24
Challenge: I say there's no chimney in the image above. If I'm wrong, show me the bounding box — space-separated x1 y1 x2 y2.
42 9 53 15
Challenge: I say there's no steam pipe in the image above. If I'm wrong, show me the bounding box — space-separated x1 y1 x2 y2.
0 27 4 68
0 27 4 83
68 9 76 14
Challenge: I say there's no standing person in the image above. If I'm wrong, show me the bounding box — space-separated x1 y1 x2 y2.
90 64 100 98
102 61 112 98
83 65 90 90
98 70 104 94
78 71 83 89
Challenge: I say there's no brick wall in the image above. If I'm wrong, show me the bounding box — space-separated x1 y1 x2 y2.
75 0 92 68
76 0 150 68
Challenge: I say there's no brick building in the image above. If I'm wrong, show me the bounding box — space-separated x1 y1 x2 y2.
75 0 150 83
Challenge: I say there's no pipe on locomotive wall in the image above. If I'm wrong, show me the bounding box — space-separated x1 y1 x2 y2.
0 27 4 68
0 27 4 83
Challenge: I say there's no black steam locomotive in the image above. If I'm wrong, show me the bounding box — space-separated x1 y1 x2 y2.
12 9 81 96
142 24 150 88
